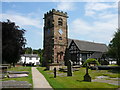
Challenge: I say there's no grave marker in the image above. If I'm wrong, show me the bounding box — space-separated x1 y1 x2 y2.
54 67 56 78
8 74 28 78
67 60 73 76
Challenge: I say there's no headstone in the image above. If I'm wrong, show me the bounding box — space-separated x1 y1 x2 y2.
8 74 28 78
54 67 56 78
84 73 91 82
84 66 91 82
67 60 72 76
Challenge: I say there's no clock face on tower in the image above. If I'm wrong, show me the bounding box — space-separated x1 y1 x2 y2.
58 29 63 35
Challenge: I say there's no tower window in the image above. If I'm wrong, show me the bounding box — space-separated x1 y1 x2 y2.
59 37 62 40
58 18 63 26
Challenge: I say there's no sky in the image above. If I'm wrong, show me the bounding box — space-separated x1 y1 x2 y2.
1 1 118 49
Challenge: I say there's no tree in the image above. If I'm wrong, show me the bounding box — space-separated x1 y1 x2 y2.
2 20 26 66
37 49 44 66
108 29 120 65
25 47 32 54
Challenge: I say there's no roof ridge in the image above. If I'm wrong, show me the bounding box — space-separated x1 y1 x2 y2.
68 38 106 45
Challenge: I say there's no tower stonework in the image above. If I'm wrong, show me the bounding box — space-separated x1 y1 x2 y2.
43 9 68 66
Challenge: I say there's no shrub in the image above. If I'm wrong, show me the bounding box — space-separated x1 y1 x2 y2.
83 58 100 66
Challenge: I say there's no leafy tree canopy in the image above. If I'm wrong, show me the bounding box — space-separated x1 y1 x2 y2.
83 58 100 66
25 47 32 54
108 28 120 65
2 20 26 65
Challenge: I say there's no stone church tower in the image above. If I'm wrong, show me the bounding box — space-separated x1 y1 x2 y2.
43 9 68 66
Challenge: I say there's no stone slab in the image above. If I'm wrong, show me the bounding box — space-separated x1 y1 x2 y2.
49 66 63 70
96 76 109 79
1 80 32 88
92 78 119 86
7 71 29 74
8 74 28 78
72 65 81 68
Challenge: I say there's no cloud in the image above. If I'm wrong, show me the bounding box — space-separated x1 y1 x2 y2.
85 2 117 16
2 0 118 2
1 11 44 49
1 11 43 29
69 14 117 44
56 2 75 11
71 2 117 44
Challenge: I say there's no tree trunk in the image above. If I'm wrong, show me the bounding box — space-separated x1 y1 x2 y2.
13 63 15 67
86 63 89 74
86 66 88 74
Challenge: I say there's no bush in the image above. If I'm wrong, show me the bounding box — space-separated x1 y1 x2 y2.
83 58 100 66
100 60 109 65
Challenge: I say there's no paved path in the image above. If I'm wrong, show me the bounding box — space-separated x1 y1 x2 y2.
32 67 52 88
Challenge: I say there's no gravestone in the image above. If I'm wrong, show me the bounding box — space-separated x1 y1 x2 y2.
67 60 73 76
84 66 91 82
54 67 56 78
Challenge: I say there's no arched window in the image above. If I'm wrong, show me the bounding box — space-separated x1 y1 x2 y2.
60 52 63 59
58 18 63 26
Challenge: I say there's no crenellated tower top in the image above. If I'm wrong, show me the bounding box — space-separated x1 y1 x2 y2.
44 9 68 18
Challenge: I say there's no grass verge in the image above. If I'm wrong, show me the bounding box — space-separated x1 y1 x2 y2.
2 66 33 87
37 67 119 89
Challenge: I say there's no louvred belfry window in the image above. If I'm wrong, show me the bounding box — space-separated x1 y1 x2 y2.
58 18 63 26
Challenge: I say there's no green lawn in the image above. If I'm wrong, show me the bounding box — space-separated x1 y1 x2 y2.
37 67 119 89
2 66 33 87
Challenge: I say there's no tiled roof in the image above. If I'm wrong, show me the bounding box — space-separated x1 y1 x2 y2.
68 38 108 52
21 54 39 57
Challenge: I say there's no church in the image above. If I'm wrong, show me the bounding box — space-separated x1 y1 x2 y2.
43 9 108 66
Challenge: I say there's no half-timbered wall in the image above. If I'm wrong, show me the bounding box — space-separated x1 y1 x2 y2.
68 40 94 65
69 40 80 65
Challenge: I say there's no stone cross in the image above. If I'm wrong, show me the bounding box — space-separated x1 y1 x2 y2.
54 67 56 78
67 60 73 76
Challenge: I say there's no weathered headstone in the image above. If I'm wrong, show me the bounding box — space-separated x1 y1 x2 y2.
67 60 72 76
84 73 91 82
54 67 56 78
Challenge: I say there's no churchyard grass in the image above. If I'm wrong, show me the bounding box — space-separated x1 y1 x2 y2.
2 66 33 87
37 67 119 89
